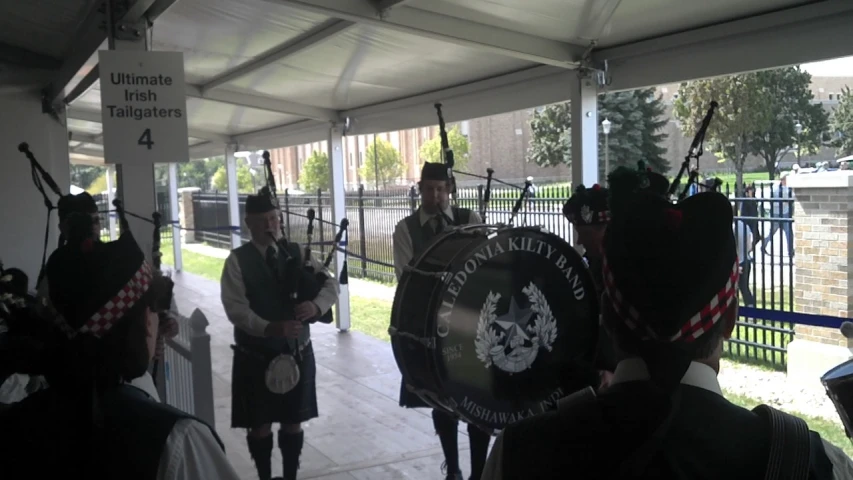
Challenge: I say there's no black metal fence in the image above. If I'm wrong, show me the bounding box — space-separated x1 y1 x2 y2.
93 191 173 242
189 181 796 370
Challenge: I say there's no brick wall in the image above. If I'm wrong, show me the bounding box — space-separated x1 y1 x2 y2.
788 176 853 346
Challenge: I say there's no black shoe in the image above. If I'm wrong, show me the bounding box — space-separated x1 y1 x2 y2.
441 461 463 480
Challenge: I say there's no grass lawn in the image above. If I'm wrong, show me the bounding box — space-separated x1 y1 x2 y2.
160 240 393 341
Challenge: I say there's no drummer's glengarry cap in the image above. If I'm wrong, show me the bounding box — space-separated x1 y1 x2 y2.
420 162 449 182
602 191 738 349
47 214 160 339
562 184 610 226
245 190 277 214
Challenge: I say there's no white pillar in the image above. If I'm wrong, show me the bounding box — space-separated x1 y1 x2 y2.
105 165 117 240
328 125 351 332
168 162 183 272
225 144 241 249
570 75 599 188
569 74 600 252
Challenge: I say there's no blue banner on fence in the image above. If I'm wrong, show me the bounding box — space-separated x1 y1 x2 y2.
739 306 844 330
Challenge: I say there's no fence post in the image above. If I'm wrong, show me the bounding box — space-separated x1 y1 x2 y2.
409 185 417 213
357 184 367 277
189 308 215 427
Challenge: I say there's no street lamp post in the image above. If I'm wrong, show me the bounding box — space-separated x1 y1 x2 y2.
795 122 803 167
602 118 612 176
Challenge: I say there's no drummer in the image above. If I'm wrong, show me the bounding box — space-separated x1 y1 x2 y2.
391 162 491 480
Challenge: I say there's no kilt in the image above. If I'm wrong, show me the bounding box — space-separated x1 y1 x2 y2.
231 341 318 428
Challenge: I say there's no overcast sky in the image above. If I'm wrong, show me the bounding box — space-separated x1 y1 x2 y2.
802 55 853 77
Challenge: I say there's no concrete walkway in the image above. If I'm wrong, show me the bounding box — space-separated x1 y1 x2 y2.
170 271 480 480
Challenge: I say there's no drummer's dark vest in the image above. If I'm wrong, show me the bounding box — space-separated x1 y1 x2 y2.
233 242 309 352
404 206 472 256
0 384 224 479
499 383 834 480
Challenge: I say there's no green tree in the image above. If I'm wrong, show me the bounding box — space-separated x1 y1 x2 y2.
674 75 773 188
743 67 829 179
180 157 224 191
211 163 256 193
70 165 103 190
86 169 116 195
299 151 330 192
830 86 853 156
419 125 471 171
527 89 670 177
359 138 404 189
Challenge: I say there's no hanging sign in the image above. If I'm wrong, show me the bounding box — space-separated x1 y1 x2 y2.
98 50 189 165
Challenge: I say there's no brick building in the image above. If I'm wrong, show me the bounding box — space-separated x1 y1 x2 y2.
268 76 851 190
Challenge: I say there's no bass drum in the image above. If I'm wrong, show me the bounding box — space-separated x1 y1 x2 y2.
822 358 853 439
390 225 599 431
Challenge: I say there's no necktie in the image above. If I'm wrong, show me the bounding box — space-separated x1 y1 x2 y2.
265 246 278 277
433 215 446 235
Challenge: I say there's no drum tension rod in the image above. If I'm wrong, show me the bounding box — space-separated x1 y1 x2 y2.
403 266 451 283
388 327 437 349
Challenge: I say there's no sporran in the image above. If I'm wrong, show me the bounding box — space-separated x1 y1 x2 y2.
265 353 301 395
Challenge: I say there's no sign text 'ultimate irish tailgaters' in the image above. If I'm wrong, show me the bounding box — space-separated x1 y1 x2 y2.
98 51 190 166
105 73 184 120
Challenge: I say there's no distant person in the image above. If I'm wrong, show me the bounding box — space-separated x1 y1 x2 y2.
740 184 761 248
734 204 756 307
762 173 793 257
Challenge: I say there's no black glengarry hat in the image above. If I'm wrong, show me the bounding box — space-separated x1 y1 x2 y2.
57 192 98 222
563 184 610 226
608 161 671 214
602 191 738 344
46 210 154 339
246 190 277 214
421 162 449 182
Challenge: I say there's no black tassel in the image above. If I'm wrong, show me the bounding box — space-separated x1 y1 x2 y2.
339 261 348 285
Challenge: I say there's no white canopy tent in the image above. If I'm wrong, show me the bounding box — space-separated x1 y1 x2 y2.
0 0 841 162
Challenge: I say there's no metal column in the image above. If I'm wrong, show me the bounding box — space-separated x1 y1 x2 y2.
225 144 242 249
328 125 351 332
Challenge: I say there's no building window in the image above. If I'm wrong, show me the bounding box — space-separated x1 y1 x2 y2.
358 151 364 167
349 152 354 168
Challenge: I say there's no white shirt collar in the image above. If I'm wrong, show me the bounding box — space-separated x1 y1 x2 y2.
251 239 278 255
611 357 723 396
419 205 454 226
127 372 161 402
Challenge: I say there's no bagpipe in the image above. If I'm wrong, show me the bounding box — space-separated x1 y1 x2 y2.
260 151 346 325
16 143 168 293
667 101 722 202
433 103 531 226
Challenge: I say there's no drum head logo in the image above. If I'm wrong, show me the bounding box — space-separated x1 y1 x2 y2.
475 283 557 373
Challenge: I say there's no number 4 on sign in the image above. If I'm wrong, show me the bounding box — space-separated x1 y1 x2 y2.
138 129 154 150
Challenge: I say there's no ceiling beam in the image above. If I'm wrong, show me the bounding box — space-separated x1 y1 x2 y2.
185 84 340 121
267 0 585 68
66 108 235 144
0 42 61 70
201 19 354 92
598 0 853 92
594 0 853 62
233 119 329 150
44 0 179 111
